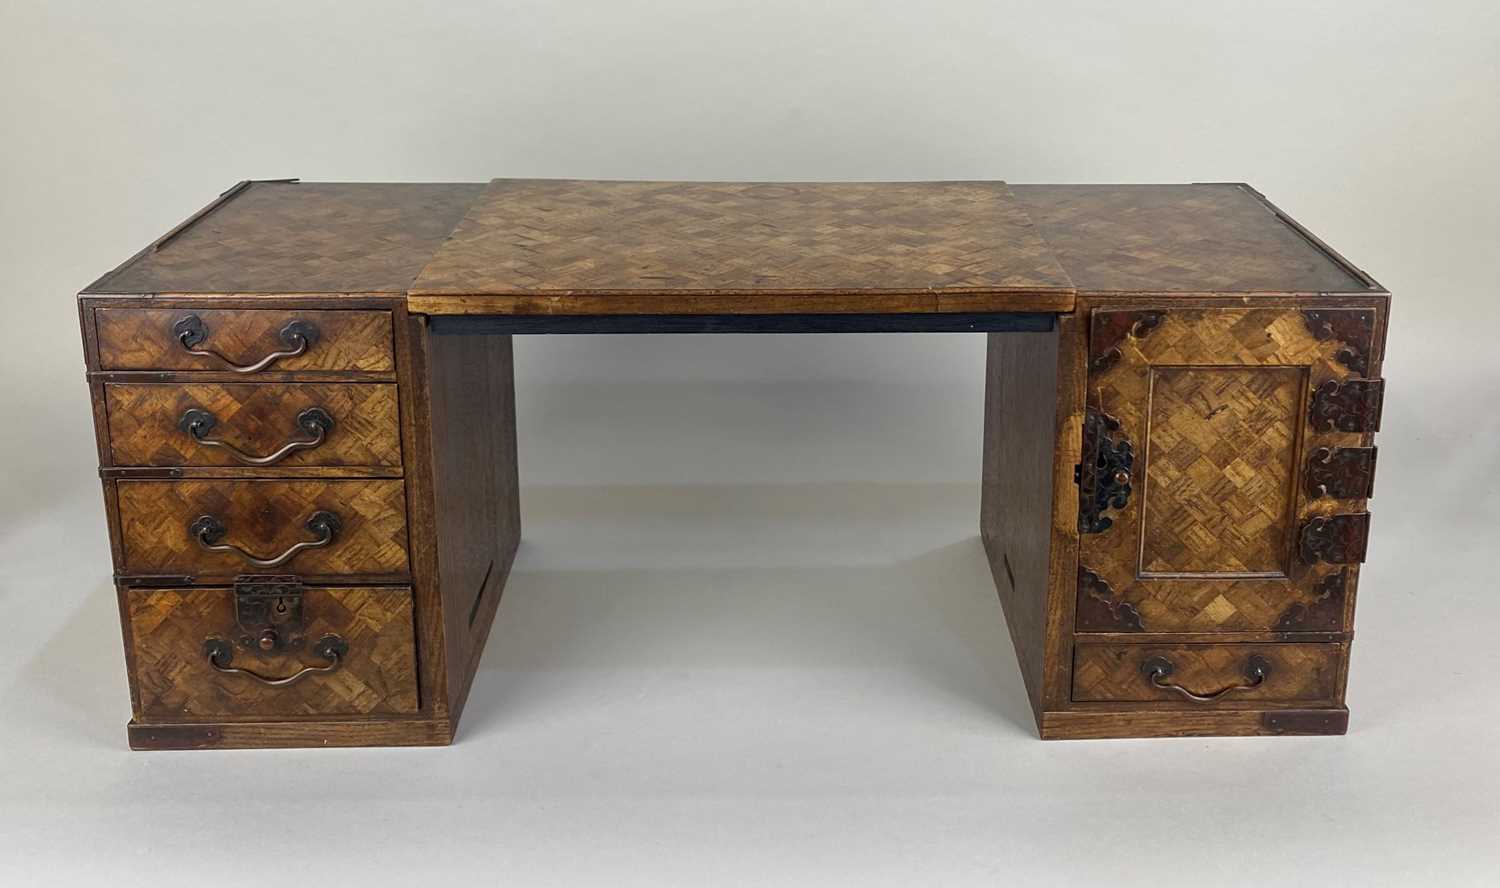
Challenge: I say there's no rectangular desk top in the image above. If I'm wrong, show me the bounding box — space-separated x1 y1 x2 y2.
83 179 1381 314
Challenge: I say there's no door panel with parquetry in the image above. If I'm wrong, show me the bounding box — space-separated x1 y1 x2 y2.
1075 306 1378 634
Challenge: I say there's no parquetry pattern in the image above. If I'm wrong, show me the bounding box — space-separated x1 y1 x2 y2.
105 382 402 468
1012 184 1371 293
1071 643 1341 704
411 179 1075 295
95 308 394 372
1139 367 1302 574
1076 307 1374 633
117 479 409 576
128 587 418 717
87 182 484 294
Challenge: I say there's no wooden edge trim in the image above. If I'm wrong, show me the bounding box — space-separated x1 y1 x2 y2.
397 312 452 722
406 290 1076 316
1039 707 1349 740
1041 309 1086 709
127 716 453 750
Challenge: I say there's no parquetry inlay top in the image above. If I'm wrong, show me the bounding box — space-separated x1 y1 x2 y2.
408 179 1076 296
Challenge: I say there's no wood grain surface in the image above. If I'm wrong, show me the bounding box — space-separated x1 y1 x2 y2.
127 586 419 719
1071 642 1342 704
422 326 521 723
980 328 1061 718
1076 305 1375 634
407 179 1076 314
116 478 409 577
81 180 1388 306
96 308 394 372
74 181 1393 745
105 382 402 469
86 181 485 295
1012 184 1373 293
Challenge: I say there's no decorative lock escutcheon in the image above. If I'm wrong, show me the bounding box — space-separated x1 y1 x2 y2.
229 576 307 653
201 577 348 687
1076 406 1134 534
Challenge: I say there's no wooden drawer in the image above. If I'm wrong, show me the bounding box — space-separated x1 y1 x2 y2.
95 308 394 372
116 479 410 578
105 382 402 469
126 585 418 719
1071 643 1342 705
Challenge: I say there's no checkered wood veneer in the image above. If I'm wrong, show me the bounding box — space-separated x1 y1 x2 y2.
95 308 394 372
411 179 1074 296
116 479 409 576
1140 366 1303 575
128 586 418 718
1077 307 1375 633
1071 643 1342 704
105 382 402 468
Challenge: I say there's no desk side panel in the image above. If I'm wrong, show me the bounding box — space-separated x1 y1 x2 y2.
981 327 1069 722
420 323 521 728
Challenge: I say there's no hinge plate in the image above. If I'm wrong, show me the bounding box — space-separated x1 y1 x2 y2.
1309 378 1384 433
1305 446 1378 500
1299 514 1371 565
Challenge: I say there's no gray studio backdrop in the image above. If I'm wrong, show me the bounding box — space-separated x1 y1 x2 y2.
2 2 1498 886
4 1 1494 502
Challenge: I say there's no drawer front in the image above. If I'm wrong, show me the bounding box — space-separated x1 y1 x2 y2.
1072 643 1342 705
95 308 394 372
105 383 402 469
117 479 409 577
127 586 418 718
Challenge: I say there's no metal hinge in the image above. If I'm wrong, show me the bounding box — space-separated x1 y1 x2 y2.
1299 513 1371 565
1310 378 1385 433
1305 446 1378 500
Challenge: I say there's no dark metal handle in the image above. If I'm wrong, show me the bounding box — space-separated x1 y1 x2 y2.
172 314 319 373
1141 654 1270 703
203 635 347 687
190 510 341 569
178 406 334 466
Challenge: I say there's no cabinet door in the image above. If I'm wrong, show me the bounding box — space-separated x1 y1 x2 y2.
1076 306 1381 634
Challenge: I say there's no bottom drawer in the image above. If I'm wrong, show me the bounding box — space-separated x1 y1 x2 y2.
126 585 419 719
1071 643 1342 705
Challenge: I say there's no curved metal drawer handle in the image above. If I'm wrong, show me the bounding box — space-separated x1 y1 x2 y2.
1141 654 1271 703
189 510 341 569
202 635 347 687
171 314 319 373
178 407 334 466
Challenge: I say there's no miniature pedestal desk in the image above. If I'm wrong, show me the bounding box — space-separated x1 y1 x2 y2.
78 180 1387 748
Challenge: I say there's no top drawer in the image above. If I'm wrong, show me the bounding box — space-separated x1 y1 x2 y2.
95 309 394 373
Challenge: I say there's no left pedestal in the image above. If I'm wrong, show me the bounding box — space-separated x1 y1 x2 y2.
79 296 517 749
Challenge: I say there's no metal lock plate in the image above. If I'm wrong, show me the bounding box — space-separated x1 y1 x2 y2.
232 575 307 655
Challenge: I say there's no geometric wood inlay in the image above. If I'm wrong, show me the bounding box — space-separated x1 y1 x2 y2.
1140 366 1303 576
96 308 394 372
127 586 418 718
411 179 1075 297
1079 306 1377 633
1071 642 1342 704
116 479 409 576
106 383 402 468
